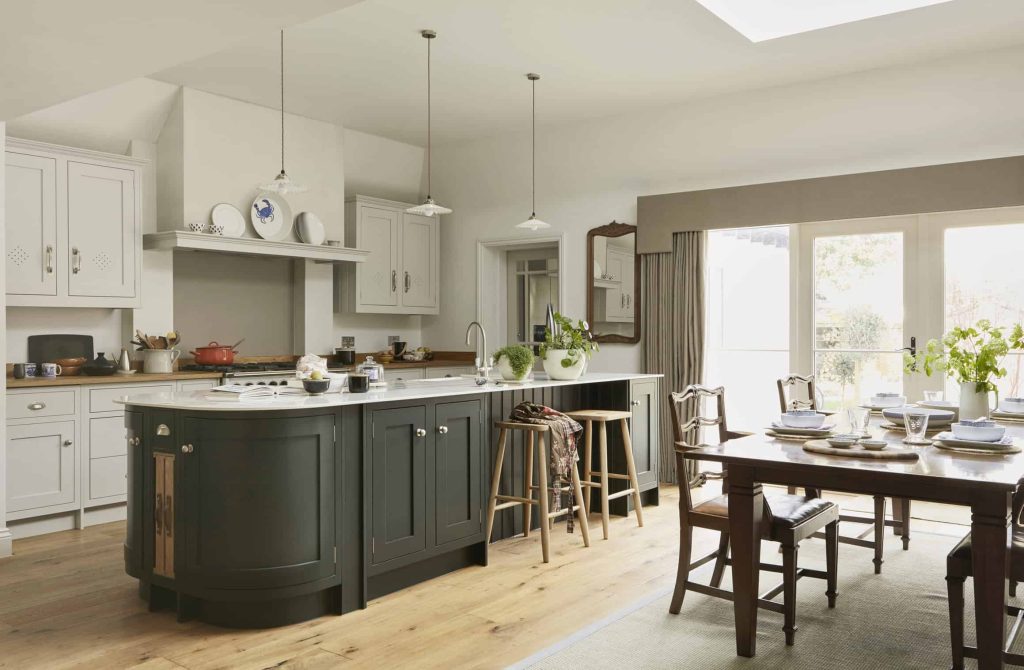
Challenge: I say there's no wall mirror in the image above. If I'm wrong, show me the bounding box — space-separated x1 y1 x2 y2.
587 221 639 344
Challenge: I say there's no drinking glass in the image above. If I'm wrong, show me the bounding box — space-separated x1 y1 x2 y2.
903 410 930 444
848 407 870 436
923 390 944 403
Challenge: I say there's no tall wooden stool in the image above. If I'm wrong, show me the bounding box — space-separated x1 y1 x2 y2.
484 421 590 563
566 410 644 540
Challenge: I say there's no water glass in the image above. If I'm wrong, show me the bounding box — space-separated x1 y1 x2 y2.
903 409 930 443
923 390 944 403
848 407 870 435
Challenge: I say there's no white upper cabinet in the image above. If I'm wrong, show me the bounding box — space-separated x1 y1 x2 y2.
5 138 144 307
5 152 57 297
67 161 136 299
339 196 440 315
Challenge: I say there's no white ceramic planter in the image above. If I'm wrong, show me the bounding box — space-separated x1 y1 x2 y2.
542 349 586 381
496 357 531 382
959 381 992 419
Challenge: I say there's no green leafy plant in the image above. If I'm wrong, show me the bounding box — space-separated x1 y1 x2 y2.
904 319 1024 392
539 312 598 368
492 345 535 378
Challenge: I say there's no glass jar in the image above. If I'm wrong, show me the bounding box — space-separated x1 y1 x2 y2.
357 355 384 383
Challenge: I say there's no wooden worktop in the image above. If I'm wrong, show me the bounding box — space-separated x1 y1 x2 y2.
6 371 222 389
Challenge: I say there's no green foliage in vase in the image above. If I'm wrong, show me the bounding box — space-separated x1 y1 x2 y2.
492 345 535 378
539 312 598 368
904 319 1024 392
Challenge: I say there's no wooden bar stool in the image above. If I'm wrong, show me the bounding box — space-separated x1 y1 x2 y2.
484 421 590 563
566 409 644 540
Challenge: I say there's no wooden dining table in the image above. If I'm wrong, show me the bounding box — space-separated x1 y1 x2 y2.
685 417 1024 670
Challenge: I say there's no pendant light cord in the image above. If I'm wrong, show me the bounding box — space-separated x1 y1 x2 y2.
531 75 536 216
426 33 432 198
280 30 285 175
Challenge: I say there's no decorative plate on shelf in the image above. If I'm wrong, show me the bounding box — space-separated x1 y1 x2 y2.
250 195 293 241
211 203 247 237
296 211 326 245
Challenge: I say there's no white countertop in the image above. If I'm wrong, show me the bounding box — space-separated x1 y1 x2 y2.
115 372 662 411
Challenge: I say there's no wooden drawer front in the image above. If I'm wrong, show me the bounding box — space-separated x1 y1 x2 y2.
90 415 127 459
90 456 127 499
7 389 76 419
89 384 174 413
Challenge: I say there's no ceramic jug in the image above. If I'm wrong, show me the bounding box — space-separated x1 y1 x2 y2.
143 349 181 374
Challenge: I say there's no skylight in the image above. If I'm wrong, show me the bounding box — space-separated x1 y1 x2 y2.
694 0 954 42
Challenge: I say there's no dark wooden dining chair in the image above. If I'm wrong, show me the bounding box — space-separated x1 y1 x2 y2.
777 373 912 573
946 483 1024 669
668 384 840 645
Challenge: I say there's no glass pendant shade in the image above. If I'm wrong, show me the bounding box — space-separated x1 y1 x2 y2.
407 30 451 217
517 73 549 231
515 214 551 231
260 30 305 194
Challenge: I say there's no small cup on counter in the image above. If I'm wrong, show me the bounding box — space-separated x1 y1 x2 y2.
348 373 370 393
12 363 36 379
40 362 63 378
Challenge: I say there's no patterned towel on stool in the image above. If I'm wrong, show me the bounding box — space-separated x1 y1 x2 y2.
510 402 583 532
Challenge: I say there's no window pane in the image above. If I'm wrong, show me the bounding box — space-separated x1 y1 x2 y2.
705 226 790 431
814 351 903 411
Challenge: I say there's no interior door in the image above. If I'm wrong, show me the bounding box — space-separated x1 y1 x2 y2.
358 205 400 307
797 217 923 409
434 400 482 546
5 152 57 296
401 213 437 309
7 421 75 512
370 405 428 565
67 161 136 298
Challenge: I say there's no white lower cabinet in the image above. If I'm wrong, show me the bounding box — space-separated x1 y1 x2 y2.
7 420 76 514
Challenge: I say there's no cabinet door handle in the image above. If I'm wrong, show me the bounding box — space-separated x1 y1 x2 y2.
44 245 54 274
437 425 448 434
164 495 173 538
72 247 81 274
27 401 46 411
631 399 641 406
180 444 193 454
391 270 397 292
63 439 73 447
415 428 427 438
154 493 163 536
404 271 411 293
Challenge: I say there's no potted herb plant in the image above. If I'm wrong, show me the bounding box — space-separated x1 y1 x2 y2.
539 312 598 381
493 345 535 382
904 319 1024 418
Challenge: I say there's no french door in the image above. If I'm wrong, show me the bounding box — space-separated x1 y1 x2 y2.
796 216 925 410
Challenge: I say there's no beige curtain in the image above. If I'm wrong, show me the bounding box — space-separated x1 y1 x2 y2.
641 231 706 486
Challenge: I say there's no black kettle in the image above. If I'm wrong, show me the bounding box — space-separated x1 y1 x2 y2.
82 352 118 376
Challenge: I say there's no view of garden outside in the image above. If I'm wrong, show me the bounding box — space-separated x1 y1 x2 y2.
705 227 790 431
812 232 904 410
944 224 1024 400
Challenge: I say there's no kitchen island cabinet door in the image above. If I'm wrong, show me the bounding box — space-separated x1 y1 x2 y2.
629 377 660 490
179 415 336 590
434 399 483 546
124 411 143 577
370 405 429 566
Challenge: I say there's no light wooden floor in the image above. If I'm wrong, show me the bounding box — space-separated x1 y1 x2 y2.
0 485 969 670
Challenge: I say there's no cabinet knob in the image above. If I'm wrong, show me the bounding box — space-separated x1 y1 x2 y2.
415 428 427 438
437 425 449 435
156 424 170 436
27 401 46 411
181 444 194 454
63 439 73 447
631 399 641 406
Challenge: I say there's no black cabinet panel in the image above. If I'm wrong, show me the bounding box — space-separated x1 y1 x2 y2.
434 400 482 546
180 414 336 589
370 405 428 565
124 410 143 577
630 378 660 489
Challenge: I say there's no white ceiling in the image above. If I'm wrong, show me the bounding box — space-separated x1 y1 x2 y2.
152 0 1024 146
0 0 364 121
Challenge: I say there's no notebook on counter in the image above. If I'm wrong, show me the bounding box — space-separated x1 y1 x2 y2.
205 384 306 400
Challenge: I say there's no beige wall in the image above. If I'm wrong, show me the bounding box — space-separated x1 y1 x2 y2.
424 44 1024 373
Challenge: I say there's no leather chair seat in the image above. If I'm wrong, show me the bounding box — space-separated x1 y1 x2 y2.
695 493 839 540
948 529 1024 581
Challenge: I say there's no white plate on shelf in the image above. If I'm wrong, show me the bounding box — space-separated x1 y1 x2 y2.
296 211 326 245
211 203 246 237
250 195 293 241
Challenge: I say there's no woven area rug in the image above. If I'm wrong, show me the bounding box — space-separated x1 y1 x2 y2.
514 527 1006 669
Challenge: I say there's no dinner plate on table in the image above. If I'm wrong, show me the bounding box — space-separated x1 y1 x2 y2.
992 409 1024 424
880 421 944 435
881 406 954 427
765 429 828 442
767 423 836 437
932 431 1021 454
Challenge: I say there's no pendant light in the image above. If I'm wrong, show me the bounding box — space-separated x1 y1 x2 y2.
516 73 551 231
259 29 307 194
406 30 452 217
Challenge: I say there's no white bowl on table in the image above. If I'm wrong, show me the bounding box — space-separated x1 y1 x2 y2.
1000 397 1024 414
951 420 1006 443
780 410 827 429
870 393 906 408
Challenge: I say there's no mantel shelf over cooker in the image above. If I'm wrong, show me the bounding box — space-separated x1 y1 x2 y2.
143 231 370 264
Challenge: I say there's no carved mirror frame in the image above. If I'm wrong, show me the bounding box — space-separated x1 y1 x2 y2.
586 221 641 344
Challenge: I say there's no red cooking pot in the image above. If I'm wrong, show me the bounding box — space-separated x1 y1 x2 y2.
190 341 236 365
